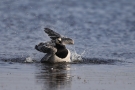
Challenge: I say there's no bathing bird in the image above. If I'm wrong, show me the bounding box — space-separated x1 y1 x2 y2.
35 28 74 63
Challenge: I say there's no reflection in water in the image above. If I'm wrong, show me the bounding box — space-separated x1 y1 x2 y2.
35 63 71 90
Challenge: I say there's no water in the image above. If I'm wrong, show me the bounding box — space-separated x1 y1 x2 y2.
0 0 135 90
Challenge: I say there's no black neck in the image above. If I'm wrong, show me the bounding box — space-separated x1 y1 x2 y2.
55 44 68 58
55 43 66 49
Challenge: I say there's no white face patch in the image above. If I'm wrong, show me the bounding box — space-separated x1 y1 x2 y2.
58 38 61 41
56 38 62 44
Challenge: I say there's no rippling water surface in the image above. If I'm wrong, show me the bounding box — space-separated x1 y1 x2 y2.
0 0 135 90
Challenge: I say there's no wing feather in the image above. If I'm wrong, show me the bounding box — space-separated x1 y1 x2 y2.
44 28 74 45
44 28 61 40
62 37 74 45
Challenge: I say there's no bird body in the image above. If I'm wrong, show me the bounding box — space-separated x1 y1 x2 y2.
45 49 71 63
35 28 74 63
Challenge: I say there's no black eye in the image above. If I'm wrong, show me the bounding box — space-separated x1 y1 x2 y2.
58 40 61 43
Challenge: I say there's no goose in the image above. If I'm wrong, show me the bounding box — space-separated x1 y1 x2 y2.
35 28 74 63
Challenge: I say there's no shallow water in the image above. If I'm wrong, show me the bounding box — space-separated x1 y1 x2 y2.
0 0 135 90
0 61 134 90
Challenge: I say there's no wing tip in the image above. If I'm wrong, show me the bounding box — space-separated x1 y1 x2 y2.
44 28 50 32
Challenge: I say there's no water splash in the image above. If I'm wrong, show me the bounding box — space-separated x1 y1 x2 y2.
70 46 86 62
24 57 33 63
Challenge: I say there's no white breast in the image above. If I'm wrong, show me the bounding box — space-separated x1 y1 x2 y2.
48 49 71 63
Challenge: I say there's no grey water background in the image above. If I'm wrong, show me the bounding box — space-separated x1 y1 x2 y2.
0 0 135 90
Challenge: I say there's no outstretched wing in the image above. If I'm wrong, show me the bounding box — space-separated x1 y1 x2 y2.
35 42 57 53
44 28 61 40
62 37 74 45
44 28 74 45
